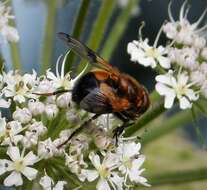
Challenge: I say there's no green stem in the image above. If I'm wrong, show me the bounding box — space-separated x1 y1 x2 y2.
125 100 165 136
141 110 193 146
101 0 140 60
78 0 116 71
64 0 91 73
144 167 207 187
40 0 58 74
9 43 21 70
8 1 21 70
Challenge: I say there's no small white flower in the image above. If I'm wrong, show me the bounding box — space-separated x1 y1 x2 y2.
0 146 38 187
28 100 45 116
28 121 47 136
39 173 67 190
91 127 113 150
0 119 23 145
65 152 88 177
38 138 57 159
190 70 206 86
127 38 170 69
35 79 55 93
116 141 150 187
81 152 122 190
13 107 32 124
155 70 199 109
168 47 198 70
65 109 80 124
0 2 19 42
56 92 71 108
164 1 207 45
48 51 88 90
45 104 59 119
3 71 38 103
22 131 38 148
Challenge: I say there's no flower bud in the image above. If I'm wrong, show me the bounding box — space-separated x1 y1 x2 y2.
92 128 113 150
44 104 59 119
22 131 38 148
56 92 71 108
28 121 47 136
28 100 45 116
13 107 32 124
66 110 80 124
38 138 57 159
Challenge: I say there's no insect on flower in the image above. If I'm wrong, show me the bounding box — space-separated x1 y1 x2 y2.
36 32 150 147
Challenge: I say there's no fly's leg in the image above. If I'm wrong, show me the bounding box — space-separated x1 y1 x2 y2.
33 89 70 96
113 122 134 145
57 114 100 148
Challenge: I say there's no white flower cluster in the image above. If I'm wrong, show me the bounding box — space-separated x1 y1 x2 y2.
0 52 149 189
0 1 19 42
127 1 207 109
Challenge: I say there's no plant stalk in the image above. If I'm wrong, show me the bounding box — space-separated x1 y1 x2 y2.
40 0 58 74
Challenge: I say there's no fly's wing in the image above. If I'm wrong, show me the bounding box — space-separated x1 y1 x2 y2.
80 88 112 114
58 32 119 75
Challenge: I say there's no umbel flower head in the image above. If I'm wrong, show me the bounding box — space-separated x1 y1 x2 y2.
128 0 207 110
0 50 149 190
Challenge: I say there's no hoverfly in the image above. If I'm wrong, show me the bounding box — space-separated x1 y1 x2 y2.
40 32 150 147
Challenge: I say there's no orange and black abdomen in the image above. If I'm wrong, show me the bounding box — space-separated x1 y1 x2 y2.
72 71 113 114
72 70 150 121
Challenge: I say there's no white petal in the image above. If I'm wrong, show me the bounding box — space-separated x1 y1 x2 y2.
23 151 38 166
0 99 11 108
155 74 173 86
157 56 171 69
155 83 174 96
185 89 199 101
132 156 145 170
39 175 53 190
81 169 99 182
179 96 192 109
7 146 20 161
4 171 23 187
96 179 111 190
89 152 101 169
22 166 38 180
0 159 11 175
177 73 188 86
110 173 124 190
164 93 176 108
54 181 67 190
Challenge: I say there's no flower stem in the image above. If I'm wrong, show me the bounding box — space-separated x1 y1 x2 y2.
8 1 21 70
9 42 22 70
64 0 91 73
141 109 194 146
101 0 140 60
125 99 165 136
144 167 207 187
78 0 116 71
40 0 58 74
